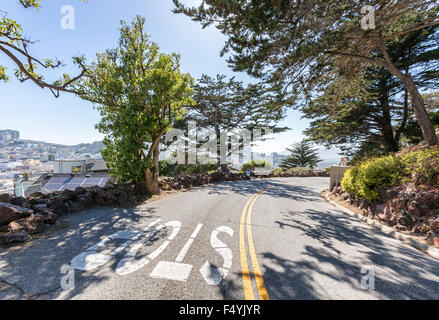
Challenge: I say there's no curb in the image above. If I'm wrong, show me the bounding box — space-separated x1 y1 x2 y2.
323 192 439 260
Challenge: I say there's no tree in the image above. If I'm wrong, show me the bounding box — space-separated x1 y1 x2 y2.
71 16 195 194
280 140 322 169
173 0 439 146
22 171 30 181
303 25 439 154
0 0 85 96
241 160 272 172
176 74 289 170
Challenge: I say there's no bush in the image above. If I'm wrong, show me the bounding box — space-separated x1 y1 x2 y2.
272 168 283 176
400 149 439 184
341 156 404 201
357 156 404 201
286 167 313 174
341 166 361 196
241 160 272 171
341 148 439 201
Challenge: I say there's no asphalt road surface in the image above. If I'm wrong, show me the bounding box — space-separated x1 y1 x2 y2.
1 177 439 300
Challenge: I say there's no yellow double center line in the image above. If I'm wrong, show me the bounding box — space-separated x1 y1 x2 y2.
239 188 272 300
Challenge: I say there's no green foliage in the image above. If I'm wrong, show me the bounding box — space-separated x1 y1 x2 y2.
175 74 290 164
403 111 439 145
73 16 195 183
240 160 272 172
285 167 313 174
22 171 30 181
347 141 389 166
173 0 439 146
401 149 439 184
356 156 404 201
341 150 439 201
341 167 361 196
280 140 322 169
303 26 439 154
272 167 315 176
271 168 283 175
187 74 288 132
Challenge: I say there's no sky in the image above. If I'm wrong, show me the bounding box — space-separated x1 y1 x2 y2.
0 0 342 161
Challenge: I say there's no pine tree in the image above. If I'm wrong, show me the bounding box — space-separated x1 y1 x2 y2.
303 25 439 154
173 0 439 146
280 140 322 169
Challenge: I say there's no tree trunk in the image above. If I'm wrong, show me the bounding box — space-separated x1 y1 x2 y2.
379 36 438 146
380 94 399 152
402 76 438 146
395 89 409 146
144 140 160 195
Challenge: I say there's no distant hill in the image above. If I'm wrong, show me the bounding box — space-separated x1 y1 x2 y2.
0 139 104 158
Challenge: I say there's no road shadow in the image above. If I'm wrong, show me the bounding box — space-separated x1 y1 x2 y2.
186 177 328 203
0 205 166 300
264 208 439 299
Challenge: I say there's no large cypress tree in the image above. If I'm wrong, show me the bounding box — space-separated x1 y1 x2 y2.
174 74 290 170
302 25 439 154
173 0 439 146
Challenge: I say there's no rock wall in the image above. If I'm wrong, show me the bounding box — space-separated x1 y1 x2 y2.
331 183 439 242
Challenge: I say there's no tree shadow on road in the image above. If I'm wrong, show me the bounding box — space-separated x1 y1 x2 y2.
0 206 166 300
265 208 439 299
192 177 329 203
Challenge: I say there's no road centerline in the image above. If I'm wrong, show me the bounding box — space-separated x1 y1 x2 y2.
239 188 272 300
239 193 257 300
246 191 270 300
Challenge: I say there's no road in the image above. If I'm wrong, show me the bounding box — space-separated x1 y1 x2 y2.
1 177 439 300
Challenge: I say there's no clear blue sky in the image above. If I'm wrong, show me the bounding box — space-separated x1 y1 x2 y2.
0 0 341 160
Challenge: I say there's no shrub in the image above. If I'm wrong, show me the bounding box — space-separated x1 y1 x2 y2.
357 156 404 201
272 168 283 176
341 166 361 197
400 149 439 184
241 160 272 171
341 156 403 201
285 167 313 174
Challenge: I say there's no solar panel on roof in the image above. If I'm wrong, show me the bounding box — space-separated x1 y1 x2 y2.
44 176 110 193
68 177 86 184
49 177 69 184
44 184 63 192
82 178 102 187
60 177 87 191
